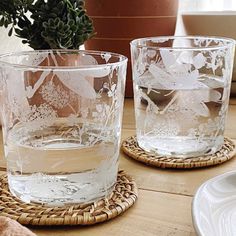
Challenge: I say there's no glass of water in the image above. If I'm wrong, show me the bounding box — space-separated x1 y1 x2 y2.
130 36 235 157
0 50 127 205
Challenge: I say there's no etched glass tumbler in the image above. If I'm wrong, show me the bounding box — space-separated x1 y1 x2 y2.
130 36 235 157
0 50 127 205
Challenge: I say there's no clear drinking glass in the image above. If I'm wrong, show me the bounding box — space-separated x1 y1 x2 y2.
130 36 235 157
0 50 127 205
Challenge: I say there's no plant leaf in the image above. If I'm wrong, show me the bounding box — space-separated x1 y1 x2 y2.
8 27 13 36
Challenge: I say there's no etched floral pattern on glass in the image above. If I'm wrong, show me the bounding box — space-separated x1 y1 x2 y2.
131 36 235 157
0 50 127 205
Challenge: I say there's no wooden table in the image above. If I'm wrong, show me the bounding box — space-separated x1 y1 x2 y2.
1 98 236 236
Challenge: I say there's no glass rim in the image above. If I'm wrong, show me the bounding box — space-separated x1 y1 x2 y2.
130 35 236 51
0 49 128 71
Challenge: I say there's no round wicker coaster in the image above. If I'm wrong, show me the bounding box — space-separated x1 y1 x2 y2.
122 136 236 169
0 170 138 226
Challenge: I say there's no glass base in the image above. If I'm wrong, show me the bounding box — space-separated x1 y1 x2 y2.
8 172 116 206
137 135 224 158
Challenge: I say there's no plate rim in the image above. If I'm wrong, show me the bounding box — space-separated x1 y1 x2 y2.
192 170 236 236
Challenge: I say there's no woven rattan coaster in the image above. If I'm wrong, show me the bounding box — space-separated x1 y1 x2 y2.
0 170 138 226
122 136 236 169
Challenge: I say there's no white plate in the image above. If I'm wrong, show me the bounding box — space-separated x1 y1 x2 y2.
192 171 236 236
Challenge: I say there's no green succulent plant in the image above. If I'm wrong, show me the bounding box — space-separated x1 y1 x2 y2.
0 0 95 49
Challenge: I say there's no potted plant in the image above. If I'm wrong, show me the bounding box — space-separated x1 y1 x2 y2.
0 0 94 50
0 0 96 117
